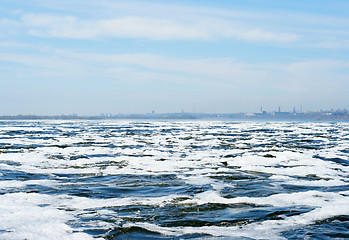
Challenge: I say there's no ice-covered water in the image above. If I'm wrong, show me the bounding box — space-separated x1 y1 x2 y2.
0 120 348 239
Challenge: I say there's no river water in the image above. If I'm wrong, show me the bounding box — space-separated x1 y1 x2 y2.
0 120 348 239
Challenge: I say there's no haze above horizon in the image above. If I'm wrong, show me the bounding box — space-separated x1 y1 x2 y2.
1 0 349 115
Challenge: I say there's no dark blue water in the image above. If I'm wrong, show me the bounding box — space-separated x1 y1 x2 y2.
0 120 348 239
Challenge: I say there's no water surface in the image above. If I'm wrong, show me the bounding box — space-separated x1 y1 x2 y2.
0 120 348 239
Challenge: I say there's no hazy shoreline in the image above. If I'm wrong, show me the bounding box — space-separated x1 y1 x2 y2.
1 112 348 121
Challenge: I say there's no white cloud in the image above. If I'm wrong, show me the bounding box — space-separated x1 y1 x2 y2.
0 18 22 36
283 60 349 91
3 1 349 48
1 46 348 112
51 50 266 85
226 28 297 42
3 46 348 97
20 13 298 42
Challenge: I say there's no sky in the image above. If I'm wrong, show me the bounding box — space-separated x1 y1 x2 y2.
1 0 349 115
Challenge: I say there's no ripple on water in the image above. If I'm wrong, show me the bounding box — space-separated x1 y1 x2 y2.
0 120 348 239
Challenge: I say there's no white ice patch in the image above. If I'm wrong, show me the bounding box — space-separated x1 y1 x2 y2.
182 190 344 208
123 222 288 240
0 180 57 189
0 192 190 239
1 120 348 239
126 190 349 239
0 193 100 240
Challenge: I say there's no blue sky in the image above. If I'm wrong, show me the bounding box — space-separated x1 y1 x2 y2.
1 0 349 115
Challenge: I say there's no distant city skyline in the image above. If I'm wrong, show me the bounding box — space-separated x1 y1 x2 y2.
1 106 347 117
1 0 349 115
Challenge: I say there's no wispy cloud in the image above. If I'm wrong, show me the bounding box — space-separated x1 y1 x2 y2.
20 13 298 42
0 18 21 37
2 46 348 95
1 0 349 114
1 42 348 113
22 14 210 40
2 1 349 48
